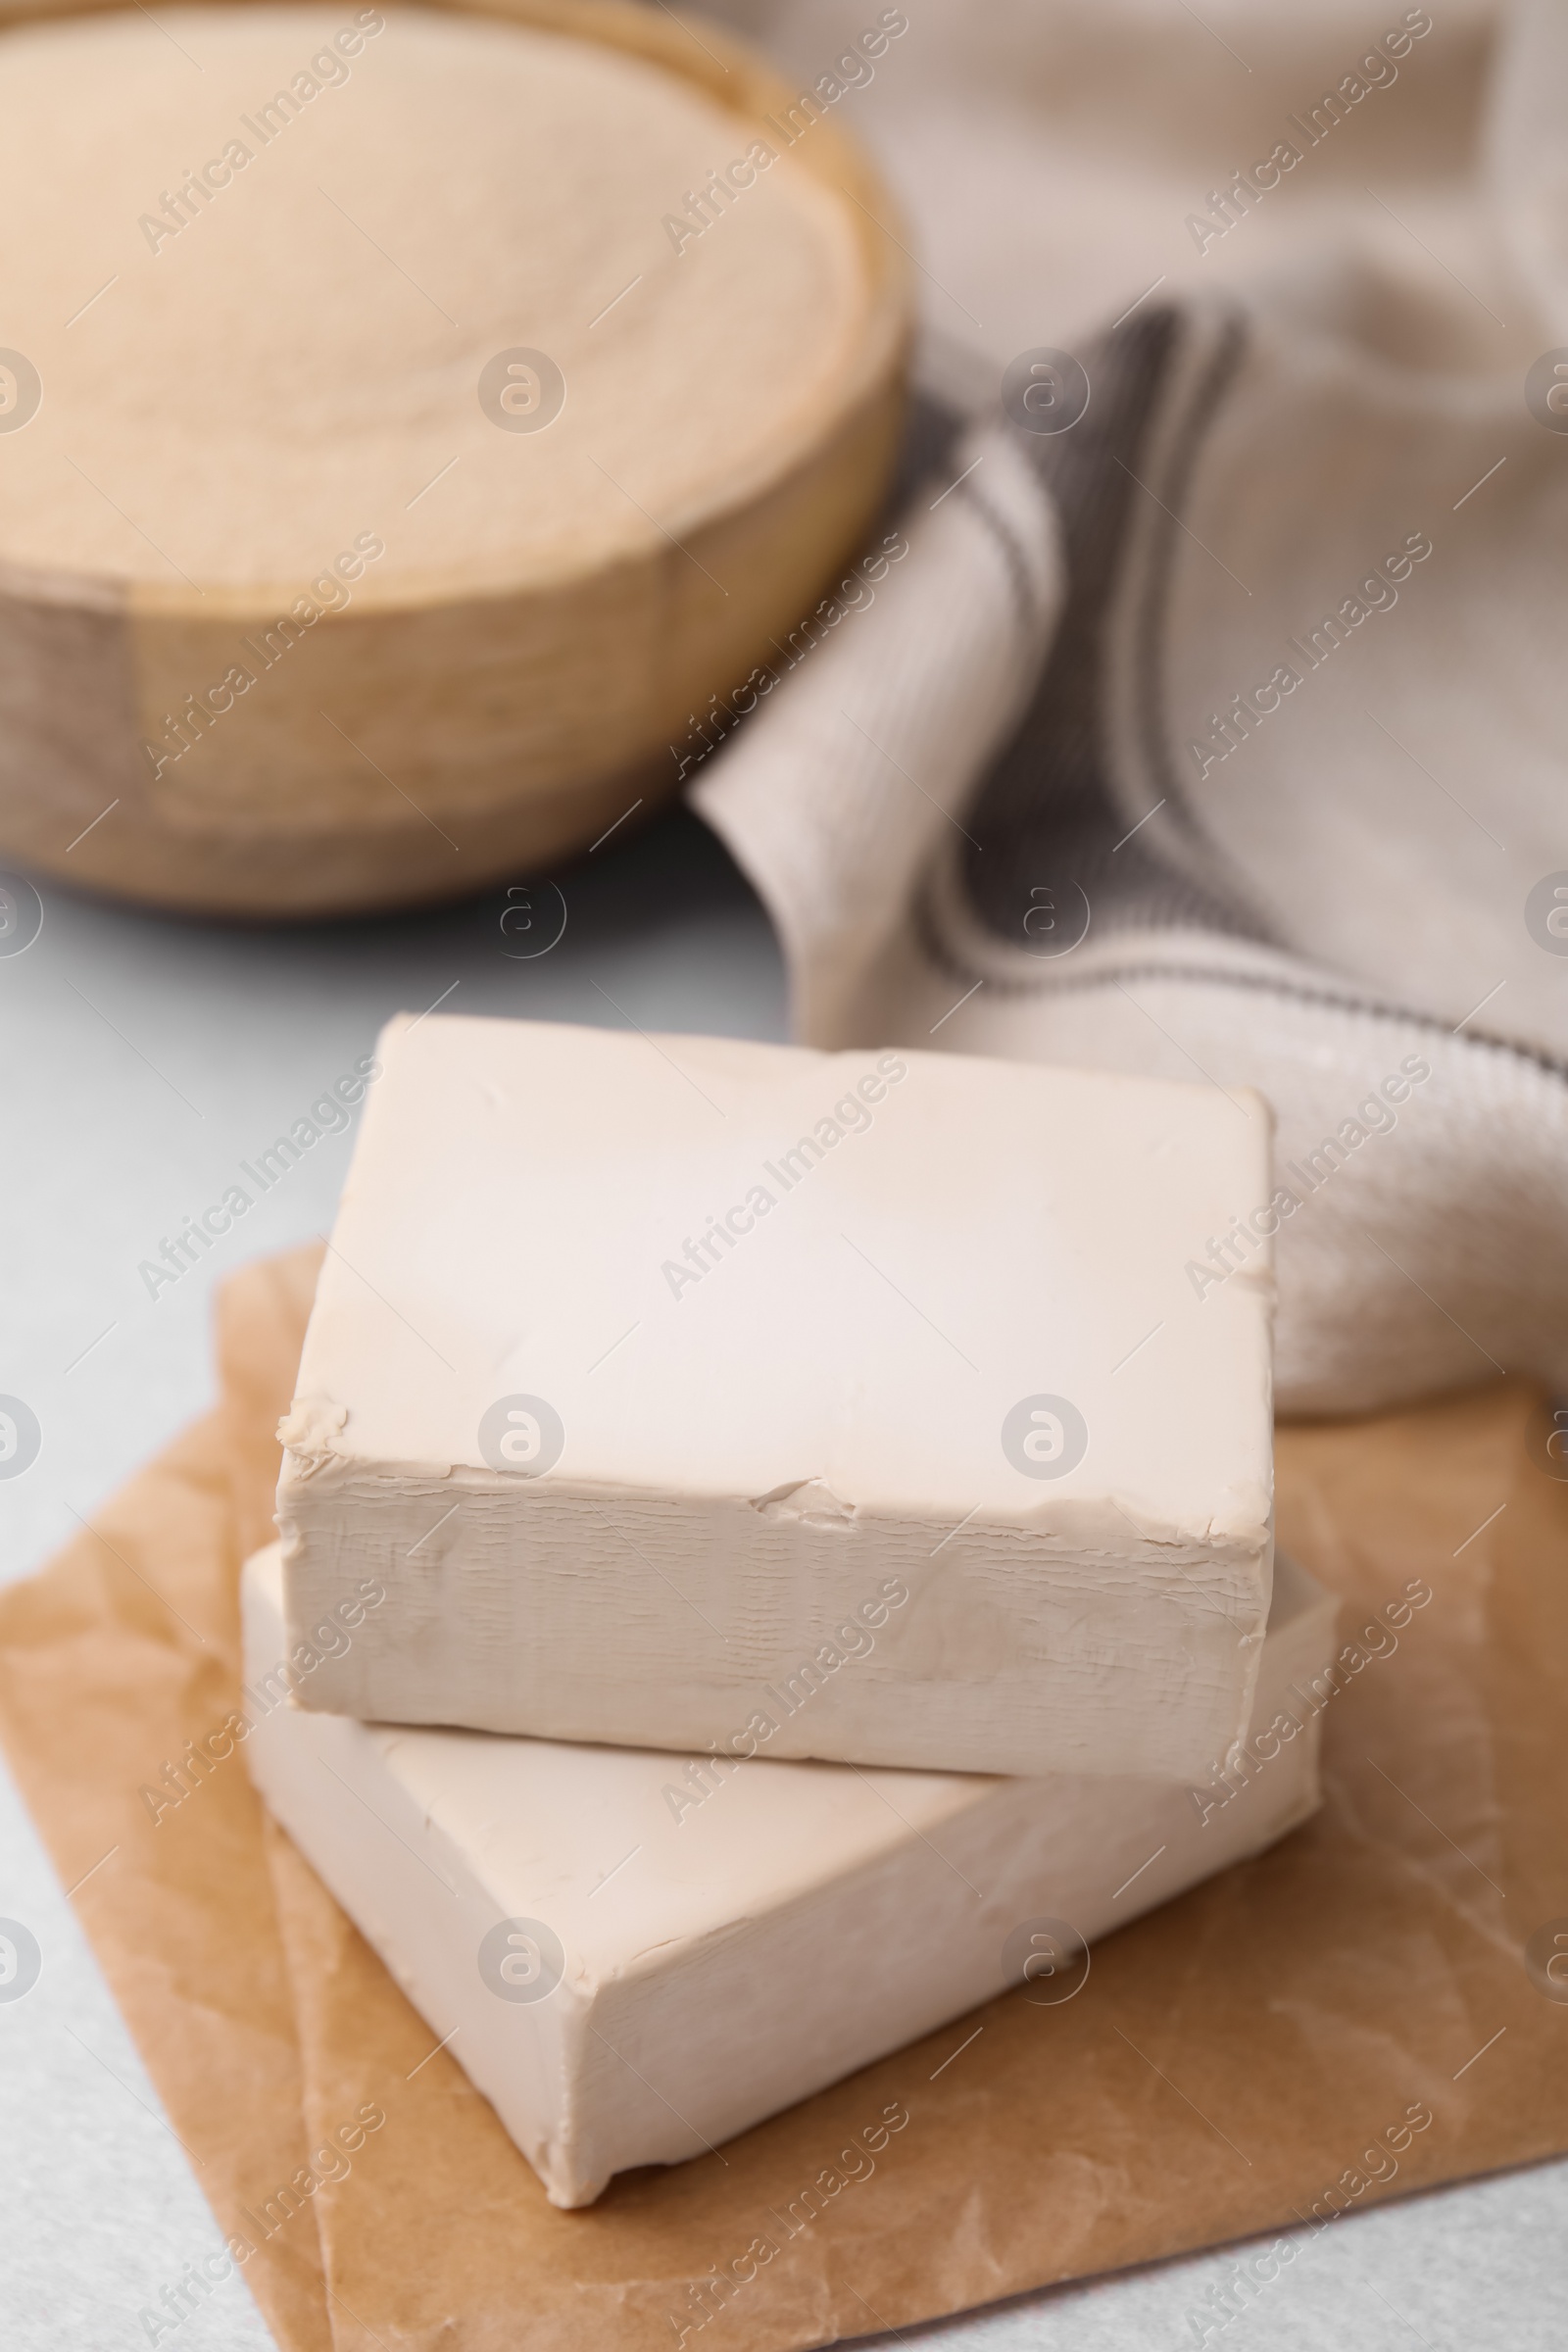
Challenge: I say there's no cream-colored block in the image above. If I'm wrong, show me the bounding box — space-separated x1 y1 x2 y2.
279 1012 1277 1780
246 1542 1334 2207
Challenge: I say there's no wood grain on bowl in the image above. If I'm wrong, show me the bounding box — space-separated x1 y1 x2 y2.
0 0 911 914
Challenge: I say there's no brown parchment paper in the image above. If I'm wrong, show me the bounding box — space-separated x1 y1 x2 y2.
2 1245 1565 2352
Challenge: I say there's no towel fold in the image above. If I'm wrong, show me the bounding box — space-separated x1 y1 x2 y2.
693 0 1568 1412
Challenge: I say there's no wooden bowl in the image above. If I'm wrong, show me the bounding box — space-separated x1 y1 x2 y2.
0 0 910 916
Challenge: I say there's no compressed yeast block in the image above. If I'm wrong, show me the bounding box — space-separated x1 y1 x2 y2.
245 1543 1336 2209
278 1014 1277 1779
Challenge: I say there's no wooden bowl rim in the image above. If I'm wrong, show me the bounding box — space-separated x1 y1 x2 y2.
0 0 913 621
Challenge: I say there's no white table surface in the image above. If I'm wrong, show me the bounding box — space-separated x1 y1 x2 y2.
1 809 1562 2349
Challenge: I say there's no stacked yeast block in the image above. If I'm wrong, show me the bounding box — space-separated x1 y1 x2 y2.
246 1542 1338 2208
250 1011 1318 2208
276 1014 1278 1780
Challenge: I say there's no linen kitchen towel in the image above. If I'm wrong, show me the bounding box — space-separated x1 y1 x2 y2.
693 0 1568 1413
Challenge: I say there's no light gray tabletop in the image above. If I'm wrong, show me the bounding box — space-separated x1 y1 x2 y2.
1 813 1561 2348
